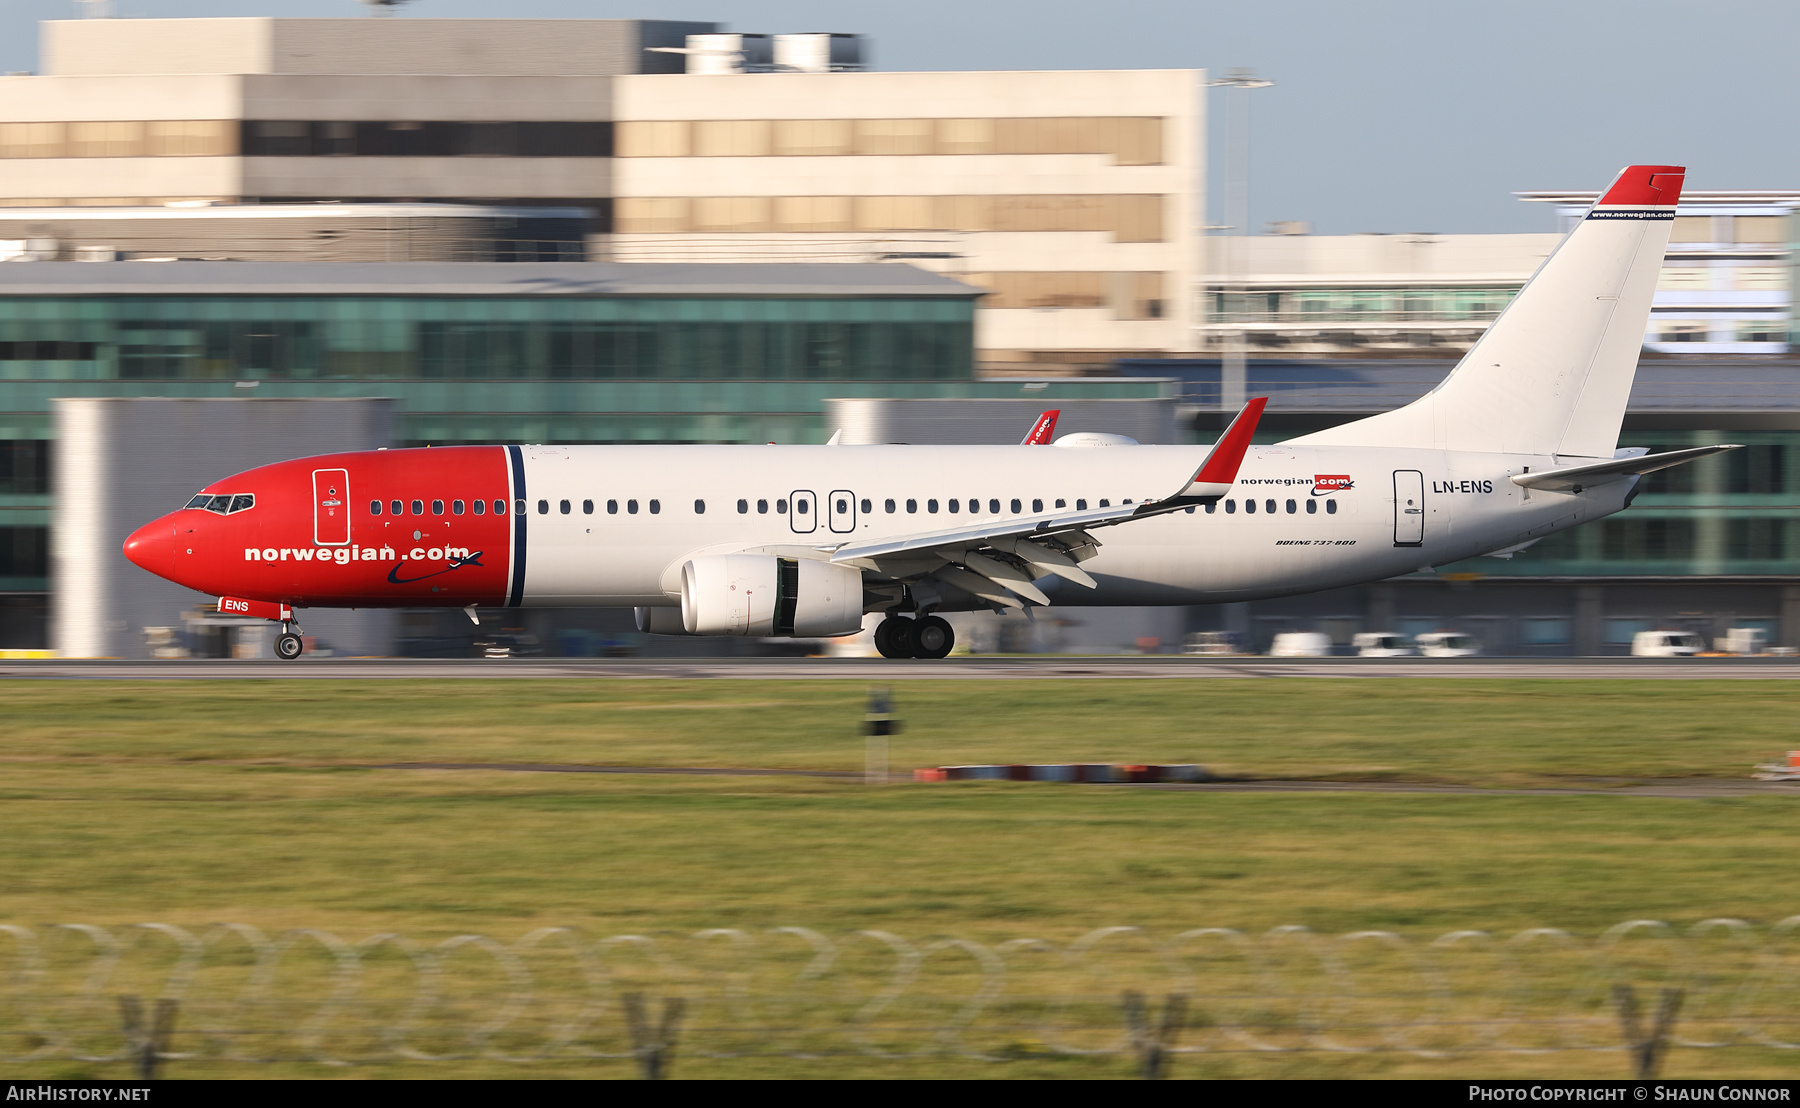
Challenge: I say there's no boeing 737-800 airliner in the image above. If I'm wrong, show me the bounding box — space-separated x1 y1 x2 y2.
124 165 1734 661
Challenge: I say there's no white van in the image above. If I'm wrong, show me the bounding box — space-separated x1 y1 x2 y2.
1352 632 1415 657
1631 630 1705 657
1269 632 1333 657
1415 632 1480 657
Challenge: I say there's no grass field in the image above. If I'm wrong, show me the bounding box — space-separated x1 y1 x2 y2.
5 677 1800 1078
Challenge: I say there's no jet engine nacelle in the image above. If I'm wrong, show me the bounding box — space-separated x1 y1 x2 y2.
679 554 863 637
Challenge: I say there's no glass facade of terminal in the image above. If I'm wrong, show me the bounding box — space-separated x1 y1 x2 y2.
0 296 972 383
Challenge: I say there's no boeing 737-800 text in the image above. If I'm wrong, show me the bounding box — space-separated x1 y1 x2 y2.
124 165 1733 660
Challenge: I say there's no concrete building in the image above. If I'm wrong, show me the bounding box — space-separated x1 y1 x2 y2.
1202 193 1794 359
1521 189 1797 357
0 18 1205 375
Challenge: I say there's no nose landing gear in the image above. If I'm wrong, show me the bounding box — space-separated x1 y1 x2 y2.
874 614 955 660
274 620 305 661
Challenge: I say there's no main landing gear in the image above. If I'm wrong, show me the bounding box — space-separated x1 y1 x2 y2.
875 614 955 660
274 620 304 661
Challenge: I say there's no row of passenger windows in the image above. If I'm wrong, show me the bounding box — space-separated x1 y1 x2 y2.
365 495 1340 519
1208 499 1339 515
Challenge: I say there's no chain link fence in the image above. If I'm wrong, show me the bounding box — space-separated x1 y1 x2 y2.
6 917 1800 1076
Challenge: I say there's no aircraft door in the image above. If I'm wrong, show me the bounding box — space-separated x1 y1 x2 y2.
789 490 817 534
1393 470 1424 547
314 468 351 546
828 489 856 534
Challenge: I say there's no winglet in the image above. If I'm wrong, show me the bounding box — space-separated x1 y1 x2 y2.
1021 409 1060 445
1178 397 1267 498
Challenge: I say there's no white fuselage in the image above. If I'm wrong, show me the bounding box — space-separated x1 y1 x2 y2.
511 443 1627 608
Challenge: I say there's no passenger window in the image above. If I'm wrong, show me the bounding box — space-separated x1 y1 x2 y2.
473 499 486 515
452 500 465 515
949 499 960 514
411 500 424 515
1246 500 1257 514
927 499 938 513
1266 499 1277 514
1009 499 1020 513
607 499 618 514
650 499 661 514
1306 500 1317 515
1327 500 1338 515
370 500 383 515
559 499 571 515
737 499 749 514
1055 499 1066 509
583 499 593 515
757 499 769 514
991 499 1002 514
231 494 254 513
537 500 549 515
389 500 402 515
836 497 848 513
1205 501 1216 514
1123 499 1133 505
1226 500 1236 513
1099 499 1110 508
906 499 917 513
1076 499 1087 510
627 499 638 514
694 499 705 514
884 498 895 513
795 498 807 514
777 499 788 513
514 499 526 516
1031 498 1041 512
1286 499 1296 514
433 499 445 515
495 500 507 516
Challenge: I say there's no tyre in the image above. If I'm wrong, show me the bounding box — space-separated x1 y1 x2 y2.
912 615 954 659
275 632 304 661
883 617 919 659
874 616 914 659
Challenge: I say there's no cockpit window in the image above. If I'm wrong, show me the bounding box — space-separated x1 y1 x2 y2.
186 492 255 515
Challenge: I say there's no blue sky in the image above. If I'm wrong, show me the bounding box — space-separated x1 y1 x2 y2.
5 0 1795 234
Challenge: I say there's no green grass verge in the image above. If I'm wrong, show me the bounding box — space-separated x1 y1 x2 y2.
3 678 1799 1078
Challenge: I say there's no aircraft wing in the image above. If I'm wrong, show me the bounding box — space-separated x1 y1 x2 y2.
828 399 1267 608
1510 444 1741 492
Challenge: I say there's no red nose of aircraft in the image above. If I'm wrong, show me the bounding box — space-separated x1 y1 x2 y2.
123 516 176 581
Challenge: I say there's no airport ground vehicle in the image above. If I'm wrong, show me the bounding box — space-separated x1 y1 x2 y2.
1718 627 1769 655
1631 630 1705 657
124 166 1739 661
1353 632 1414 657
1269 632 1333 657
1416 632 1481 657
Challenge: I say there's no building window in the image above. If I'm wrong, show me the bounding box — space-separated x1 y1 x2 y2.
1519 617 1571 646
240 120 611 158
0 526 49 577
1727 518 1787 560
1601 517 1697 561
1729 445 1787 494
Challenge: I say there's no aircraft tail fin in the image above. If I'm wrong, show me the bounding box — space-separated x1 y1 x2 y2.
1286 165 1684 458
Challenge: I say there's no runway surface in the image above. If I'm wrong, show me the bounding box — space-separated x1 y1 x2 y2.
7 656 1800 680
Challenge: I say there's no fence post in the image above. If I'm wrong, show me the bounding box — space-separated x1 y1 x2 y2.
623 991 685 1080
117 995 178 1080
1612 984 1683 1079
1122 990 1187 1079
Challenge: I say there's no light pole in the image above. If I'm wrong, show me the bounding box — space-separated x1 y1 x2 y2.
1204 68 1272 412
